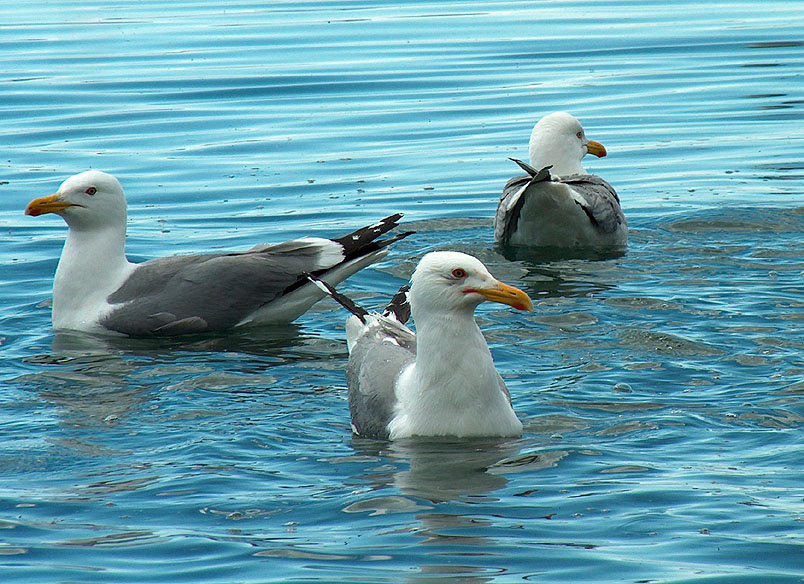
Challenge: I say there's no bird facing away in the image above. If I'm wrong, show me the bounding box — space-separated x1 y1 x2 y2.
25 170 412 336
311 251 533 440
494 112 627 250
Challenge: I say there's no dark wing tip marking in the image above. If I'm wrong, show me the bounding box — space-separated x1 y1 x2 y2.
283 216 413 297
382 284 411 324
305 273 370 323
333 213 413 259
509 157 538 176
509 158 553 181
497 162 554 245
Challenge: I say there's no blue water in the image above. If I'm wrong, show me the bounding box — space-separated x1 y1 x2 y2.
1 1 803 582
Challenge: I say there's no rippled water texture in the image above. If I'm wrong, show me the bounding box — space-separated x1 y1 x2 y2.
1 1 803 582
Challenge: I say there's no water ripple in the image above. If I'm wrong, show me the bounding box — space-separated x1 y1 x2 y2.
2 1 803 582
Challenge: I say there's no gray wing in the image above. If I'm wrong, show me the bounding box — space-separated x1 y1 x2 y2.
495 174 533 245
102 240 337 336
496 372 514 406
494 162 553 245
346 318 416 440
495 159 625 244
561 174 625 234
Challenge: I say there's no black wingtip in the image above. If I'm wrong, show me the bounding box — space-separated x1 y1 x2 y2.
305 273 370 323
334 213 401 246
375 229 415 250
382 284 411 324
509 158 552 181
333 214 415 261
509 158 538 176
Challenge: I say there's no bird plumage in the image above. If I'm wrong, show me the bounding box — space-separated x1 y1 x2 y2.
25 170 412 336
314 251 532 440
494 112 627 250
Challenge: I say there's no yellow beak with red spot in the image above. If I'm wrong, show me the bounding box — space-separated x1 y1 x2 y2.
24 193 79 217
470 281 533 312
586 139 607 158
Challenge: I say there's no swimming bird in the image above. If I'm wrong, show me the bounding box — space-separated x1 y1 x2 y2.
494 112 627 250
309 251 532 440
25 170 413 336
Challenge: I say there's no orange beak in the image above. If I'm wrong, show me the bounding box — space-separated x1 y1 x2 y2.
472 281 533 312
586 139 607 158
25 193 78 217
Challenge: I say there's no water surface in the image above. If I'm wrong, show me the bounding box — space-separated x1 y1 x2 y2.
1 1 803 582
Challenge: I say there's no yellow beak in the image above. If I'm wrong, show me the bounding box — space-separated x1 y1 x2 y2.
25 193 78 217
586 139 607 158
472 281 533 312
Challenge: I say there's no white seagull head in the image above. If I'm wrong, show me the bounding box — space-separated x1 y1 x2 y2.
408 251 533 318
26 170 127 231
528 111 607 177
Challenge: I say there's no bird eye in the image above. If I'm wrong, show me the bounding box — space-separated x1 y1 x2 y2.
451 268 467 279
85 187 97 196
576 131 583 139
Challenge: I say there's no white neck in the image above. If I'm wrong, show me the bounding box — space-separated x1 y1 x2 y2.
388 307 522 439
52 223 133 332
413 308 491 384
529 134 586 177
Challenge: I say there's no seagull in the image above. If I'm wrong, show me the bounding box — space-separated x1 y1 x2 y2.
25 170 413 336
494 112 627 250
309 251 532 440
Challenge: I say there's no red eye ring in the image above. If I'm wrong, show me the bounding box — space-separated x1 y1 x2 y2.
576 131 583 139
85 187 97 196
451 268 467 279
